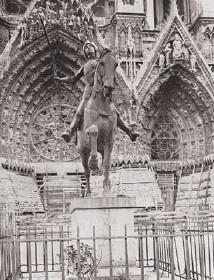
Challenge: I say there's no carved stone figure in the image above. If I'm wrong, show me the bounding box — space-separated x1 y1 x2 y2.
38 8 46 29
59 0 68 19
182 43 189 60
28 16 37 37
190 53 197 71
159 53 165 69
45 0 57 20
20 19 28 46
46 0 56 12
164 43 172 66
172 33 183 60
68 13 74 30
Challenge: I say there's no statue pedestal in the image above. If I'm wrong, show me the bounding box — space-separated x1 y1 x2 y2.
70 197 136 267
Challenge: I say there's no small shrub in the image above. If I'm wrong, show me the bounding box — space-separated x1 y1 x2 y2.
113 260 131 280
59 243 97 280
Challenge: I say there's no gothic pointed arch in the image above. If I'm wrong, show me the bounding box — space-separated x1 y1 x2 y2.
0 27 86 162
133 30 140 56
137 64 213 161
132 9 214 162
135 11 214 97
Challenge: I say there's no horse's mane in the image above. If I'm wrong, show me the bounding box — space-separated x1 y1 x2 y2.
94 48 116 92
98 48 115 60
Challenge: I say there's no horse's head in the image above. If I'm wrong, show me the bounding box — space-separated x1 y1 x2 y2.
94 50 118 98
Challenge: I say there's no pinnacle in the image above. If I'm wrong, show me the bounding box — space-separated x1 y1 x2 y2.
170 0 179 17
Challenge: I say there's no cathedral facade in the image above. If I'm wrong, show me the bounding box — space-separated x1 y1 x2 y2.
1 0 214 210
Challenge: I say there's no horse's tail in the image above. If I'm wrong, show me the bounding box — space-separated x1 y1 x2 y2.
86 125 99 171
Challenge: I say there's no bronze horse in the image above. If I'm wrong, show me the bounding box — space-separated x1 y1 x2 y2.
77 50 118 196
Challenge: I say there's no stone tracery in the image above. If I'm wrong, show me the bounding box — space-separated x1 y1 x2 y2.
150 111 180 160
137 69 212 161
30 91 79 162
0 28 85 161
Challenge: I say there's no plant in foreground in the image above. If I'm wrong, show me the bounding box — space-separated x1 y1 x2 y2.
58 243 97 280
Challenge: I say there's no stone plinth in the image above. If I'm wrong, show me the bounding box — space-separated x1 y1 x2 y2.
70 197 136 267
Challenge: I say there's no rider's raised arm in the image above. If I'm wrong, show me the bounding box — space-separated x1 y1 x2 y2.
54 66 84 84
71 65 84 84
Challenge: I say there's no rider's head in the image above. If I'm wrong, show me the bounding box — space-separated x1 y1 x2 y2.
83 41 98 59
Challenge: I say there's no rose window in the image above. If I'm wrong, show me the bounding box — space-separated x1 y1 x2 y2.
151 112 180 160
30 92 79 162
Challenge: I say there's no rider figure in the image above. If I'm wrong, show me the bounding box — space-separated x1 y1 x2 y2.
55 41 140 143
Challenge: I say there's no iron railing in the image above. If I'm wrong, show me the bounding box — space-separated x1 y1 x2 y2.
1 213 214 280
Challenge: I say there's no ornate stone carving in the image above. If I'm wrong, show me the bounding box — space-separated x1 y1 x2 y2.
159 53 165 69
172 33 183 60
190 53 197 71
155 30 198 73
137 64 214 161
30 103 78 162
151 111 180 160
19 0 96 48
164 43 172 66
0 25 85 160
202 25 214 62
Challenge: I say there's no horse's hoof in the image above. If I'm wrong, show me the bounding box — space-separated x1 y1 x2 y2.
86 192 92 197
89 155 98 171
103 188 112 197
81 188 86 197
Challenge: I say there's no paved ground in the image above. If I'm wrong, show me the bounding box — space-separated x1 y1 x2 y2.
20 267 176 280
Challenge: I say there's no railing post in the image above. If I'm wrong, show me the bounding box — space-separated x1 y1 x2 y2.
125 225 129 280
51 227 55 271
60 226 65 280
26 226 29 272
93 226 97 280
199 222 205 280
140 223 144 280
170 227 175 280
193 222 198 280
77 226 81 280
207 221 212 279
44 227 49 280
109 226 113 280
16 226 21 275
1 238 6 280
152 222 156 270
27 228 32 280
11 226 16 280
154 222 160 280
145 225 149 266
185 218 191 280
34 228 38 272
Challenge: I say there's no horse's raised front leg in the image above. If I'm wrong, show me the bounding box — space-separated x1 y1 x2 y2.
103 144 113 196
86 125 98 171
81 152 91 197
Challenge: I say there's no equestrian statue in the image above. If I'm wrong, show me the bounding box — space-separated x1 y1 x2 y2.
55 41 139 196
